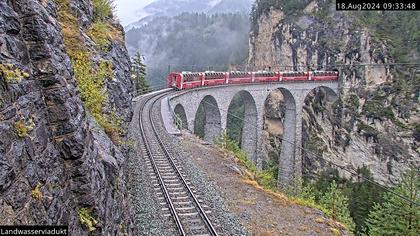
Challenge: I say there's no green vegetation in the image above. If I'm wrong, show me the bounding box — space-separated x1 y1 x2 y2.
255 163 278 189
0 63 29 83
215 131 256 172
363 100 395 121
414 123 420 141
226 94 245 144
366 169 419 236
194 104 205 138
174 113 183 130
55 0 125 143
214 132 357 230
304 133 326 155
87 21 123 51
92 0 114 21
320 181 355 231
78 208 97 232
357 122 378 141
31 183 43 200
71 52 122 143
304 167 386 235
251 0 311 29
131 52 150 94
14 121 27 137
87 22 111 50
56 0 83 58
347 94 360 108
357 11 420 63
348 167 386 234
126 12 249 87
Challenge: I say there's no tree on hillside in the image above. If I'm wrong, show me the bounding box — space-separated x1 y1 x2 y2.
348 166 384 234
131 52 149 94
366 169 419 236
320 180 355 231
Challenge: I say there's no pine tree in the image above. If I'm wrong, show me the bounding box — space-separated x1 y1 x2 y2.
366 169 419 236
348 166 384 234
320 180 355 231
131 52 149 94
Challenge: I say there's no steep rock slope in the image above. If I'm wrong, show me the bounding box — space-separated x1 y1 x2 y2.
250 0 419 184
0 0 134 234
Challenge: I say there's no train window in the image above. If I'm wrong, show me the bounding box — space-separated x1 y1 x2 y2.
205 72 224 80
183 73 201 82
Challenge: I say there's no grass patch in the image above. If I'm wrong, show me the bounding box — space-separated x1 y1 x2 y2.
55 0 83 58
77 208 97 232
56 0 124 144
31 183 43 200
87 22 123 51
71 52 123 143
214 131 256 172
0 63 29 83
214 131 352 232
14 118 34 138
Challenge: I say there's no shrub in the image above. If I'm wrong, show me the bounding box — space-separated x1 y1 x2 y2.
363 100 395 121
92 0 114 21
77 208 97 232
214 131 256 172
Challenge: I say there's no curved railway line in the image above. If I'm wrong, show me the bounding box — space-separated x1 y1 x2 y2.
138 91 218 236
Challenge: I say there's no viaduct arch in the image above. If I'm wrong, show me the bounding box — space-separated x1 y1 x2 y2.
166 81 339 189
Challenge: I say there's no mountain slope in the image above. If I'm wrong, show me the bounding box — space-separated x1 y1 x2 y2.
125 0 253 29
126 12 250 87
250 0 419 185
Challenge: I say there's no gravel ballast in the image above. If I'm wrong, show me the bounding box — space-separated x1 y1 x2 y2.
127 93 248 235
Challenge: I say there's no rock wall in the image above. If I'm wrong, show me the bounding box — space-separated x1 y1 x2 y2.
0 0 134 234
251 0 419 185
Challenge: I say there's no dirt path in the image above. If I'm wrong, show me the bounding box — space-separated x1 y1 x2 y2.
178 133 349 236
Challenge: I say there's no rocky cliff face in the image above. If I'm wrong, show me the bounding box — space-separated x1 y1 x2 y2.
251 0 419 185
0 0 134 234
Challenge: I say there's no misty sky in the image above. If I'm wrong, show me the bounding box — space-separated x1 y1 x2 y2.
115 0 154 26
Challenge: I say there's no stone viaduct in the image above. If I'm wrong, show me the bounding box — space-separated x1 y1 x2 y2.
162 81 339 189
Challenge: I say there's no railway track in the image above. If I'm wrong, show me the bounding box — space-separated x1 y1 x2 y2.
138 91 218 236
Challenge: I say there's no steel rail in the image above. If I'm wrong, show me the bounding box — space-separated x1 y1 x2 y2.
138 91 185 235
139 90 218 236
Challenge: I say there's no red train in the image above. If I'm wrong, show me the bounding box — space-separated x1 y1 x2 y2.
167 70 338 90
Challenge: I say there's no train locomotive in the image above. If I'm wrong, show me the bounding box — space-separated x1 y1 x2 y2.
167 70 338 90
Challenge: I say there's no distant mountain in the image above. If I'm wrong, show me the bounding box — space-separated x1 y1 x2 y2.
125 12 250 87
125 0 254 30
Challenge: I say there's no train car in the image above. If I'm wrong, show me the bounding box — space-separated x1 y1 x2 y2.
167 72 182 89
167 70 338 90
228 71 252 84
310 71 339 81
282 71 308 81
203 72 226 86
182 72 203 89
254 71 279 83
